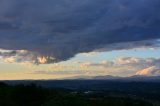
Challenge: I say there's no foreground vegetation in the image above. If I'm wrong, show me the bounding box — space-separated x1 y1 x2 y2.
0 82 157 106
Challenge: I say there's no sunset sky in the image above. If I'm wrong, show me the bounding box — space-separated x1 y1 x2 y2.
0 0 160 80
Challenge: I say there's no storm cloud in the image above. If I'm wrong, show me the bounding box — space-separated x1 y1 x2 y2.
0 0 160 64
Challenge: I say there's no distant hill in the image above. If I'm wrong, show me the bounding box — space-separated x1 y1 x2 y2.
66 75 119 80
92 75 121 79
124 75 160 82
67 75 160 82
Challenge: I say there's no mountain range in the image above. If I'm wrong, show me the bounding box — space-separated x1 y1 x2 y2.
67 75 160 82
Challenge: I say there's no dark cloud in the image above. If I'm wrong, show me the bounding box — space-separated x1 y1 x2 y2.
0 0 160 63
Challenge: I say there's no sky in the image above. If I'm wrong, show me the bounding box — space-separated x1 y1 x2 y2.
0 0 160 80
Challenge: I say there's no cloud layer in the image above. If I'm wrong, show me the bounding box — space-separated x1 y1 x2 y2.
30 57 160 76
0 0 160 63
136 66 160 76
88 57 160 76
